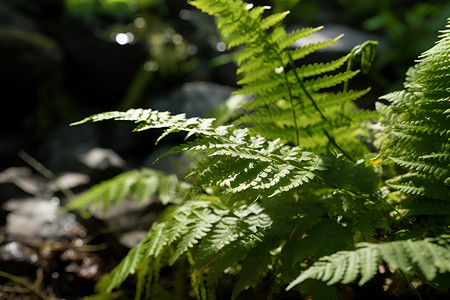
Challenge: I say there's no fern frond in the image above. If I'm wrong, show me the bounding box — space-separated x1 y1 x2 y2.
74 104 376 202
295 70 360 93
389 156 449 179
94 199 218 293
63 168 190 217
295 54 351 78
169 209 221 265
377 19 450 202
276 26 324 50
387 179 450 201
288 35 343 61
71 108 224 143
260 11 290 31
193 202 272 270
96 222 167 294
287 236 450 290
188 0 374 155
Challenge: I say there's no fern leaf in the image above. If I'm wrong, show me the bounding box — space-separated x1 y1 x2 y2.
287 236 450 290
377 19 450 202
96 200 224 293
296 70 360 93
63 168 189 217
96 223 165 293
357 246 380 285
260 11 290 31
194 202 272 271
295 54 351 78
169 209 220 265
276 26 324 50
389 156 449 179
288 36 343 61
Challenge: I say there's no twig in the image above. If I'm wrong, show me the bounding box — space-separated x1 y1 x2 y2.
0 270 51 300
400 270 423 300
18 150 74 198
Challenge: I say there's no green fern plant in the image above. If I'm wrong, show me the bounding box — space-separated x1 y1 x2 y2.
66 2 450 299
287 17 450 293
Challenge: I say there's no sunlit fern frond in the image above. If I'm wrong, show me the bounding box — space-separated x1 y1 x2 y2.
377 18 450 203
287 235 450 289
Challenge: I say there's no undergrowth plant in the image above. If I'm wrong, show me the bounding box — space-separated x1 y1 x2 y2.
66 1 450 299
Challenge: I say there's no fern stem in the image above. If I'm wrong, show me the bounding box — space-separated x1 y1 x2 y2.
0 270 50 300
343 55 352 94
18 150 74 198
285 52 355 162
286 51 327 121
400 270 423 300
322 130 355 163
283 62 300 146
271 44 300 146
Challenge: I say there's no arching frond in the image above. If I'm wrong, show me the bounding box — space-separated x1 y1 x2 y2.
377 20 450 203
63 168 190 217
286 236 450 289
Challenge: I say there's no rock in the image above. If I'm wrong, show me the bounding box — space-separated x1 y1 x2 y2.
119 230 148 248
3 197 83 239
0 241 38 265
0 167 49 200
79 147 125 172
50 172 90 193
149 81 235 117
77 147 126 182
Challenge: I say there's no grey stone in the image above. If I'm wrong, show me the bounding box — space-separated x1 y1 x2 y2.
79 147 125 171
0 167 49 199
149 81 235 118
3 197 82 238
49 172 90 192
119 230 148 248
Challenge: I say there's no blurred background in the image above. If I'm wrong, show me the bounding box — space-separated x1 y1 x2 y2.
0 0 449 298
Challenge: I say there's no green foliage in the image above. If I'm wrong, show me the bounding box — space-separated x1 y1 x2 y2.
376 20 450 203
197 0 377 157
66 2 450 299
63 168 190 217
287 236 450 288
289 17 450 292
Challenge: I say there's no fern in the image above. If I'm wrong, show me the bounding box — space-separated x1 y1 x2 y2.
287 18 450 292
94 196 274 297
66 2 450 299
287 236 450 289
62 168 190 217
376 19 450 202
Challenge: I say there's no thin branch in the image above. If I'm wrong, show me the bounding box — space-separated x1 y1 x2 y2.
0 270 52 300
18 150 74 198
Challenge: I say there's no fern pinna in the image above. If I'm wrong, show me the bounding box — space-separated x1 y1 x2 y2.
66 2 450 300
